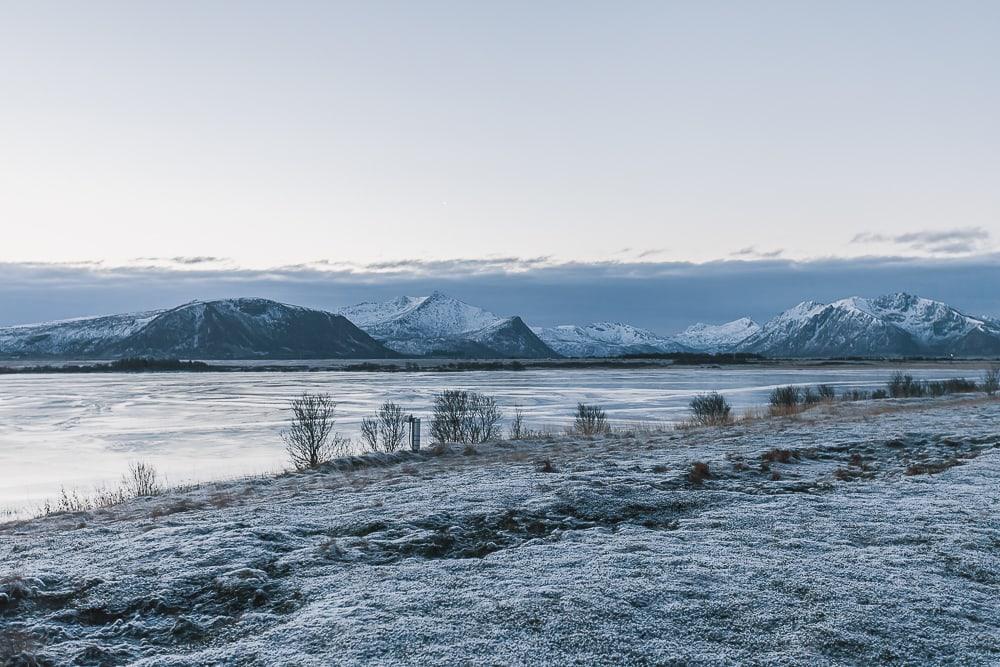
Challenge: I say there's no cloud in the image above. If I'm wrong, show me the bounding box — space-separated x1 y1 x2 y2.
2 254 999 334
637 248 667 259
851 227 991 255
730 246 784 259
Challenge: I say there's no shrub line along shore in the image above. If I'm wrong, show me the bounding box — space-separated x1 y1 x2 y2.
10 366 998 523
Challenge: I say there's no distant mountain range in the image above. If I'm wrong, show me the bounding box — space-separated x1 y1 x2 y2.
738 293 1000 357
0 298 396 360
532 322 691 357
338 292 555 358
1 291 997 360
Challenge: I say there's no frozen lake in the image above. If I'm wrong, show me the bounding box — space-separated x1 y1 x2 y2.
0 366 980 509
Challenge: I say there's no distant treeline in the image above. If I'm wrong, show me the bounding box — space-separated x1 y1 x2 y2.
0 358 217 374
618 352 765 365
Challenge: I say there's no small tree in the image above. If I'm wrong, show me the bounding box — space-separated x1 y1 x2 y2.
817 384 836 401
431 390 470 444
431 390 504 445
359 416 379 452
282 393 346 470
689 392 731 426
377 402 408 452
467 393 503 443
983 366 1000 397
573 403 608 436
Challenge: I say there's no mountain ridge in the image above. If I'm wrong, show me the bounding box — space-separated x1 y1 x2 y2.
339 293 558 358
0 298 397 360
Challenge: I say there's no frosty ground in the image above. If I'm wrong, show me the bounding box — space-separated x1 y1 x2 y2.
2 398 999 665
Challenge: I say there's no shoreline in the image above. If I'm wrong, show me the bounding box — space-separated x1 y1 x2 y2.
0 355 997 375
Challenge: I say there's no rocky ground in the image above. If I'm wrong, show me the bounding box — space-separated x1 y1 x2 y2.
2 397 999 666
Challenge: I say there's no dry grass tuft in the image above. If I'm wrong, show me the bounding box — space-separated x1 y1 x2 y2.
688 461 711 484
762 448 800 464
905 458 963 476
151 498 203 519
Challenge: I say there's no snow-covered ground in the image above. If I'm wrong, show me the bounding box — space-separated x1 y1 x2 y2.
0 367 983 509
2 397 999 665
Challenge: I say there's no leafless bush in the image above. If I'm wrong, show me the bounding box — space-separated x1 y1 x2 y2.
573 403 608 436
123 461 162 497
359 417 379 452
467 393 503 444
281 393 348 470
817 384 837 401
376 402 408 452
887 372 927 398
431 390 470 443
689 392 732 426
983 366 1000 396
769 386 800 409
359 402 409 453
508 405 527 440
430 390 504 445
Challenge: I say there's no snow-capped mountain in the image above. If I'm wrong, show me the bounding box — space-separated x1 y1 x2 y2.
533 322 689 358
339 292 558 358
0 298 396 360
673 318 761 353
739 293 1000 357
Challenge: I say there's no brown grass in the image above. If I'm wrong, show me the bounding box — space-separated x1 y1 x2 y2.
762 448 800 464
905 458 963 476
151 498 204 519
688 461 711 484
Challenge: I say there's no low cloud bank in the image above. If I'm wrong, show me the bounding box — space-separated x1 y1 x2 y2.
2 255 998 333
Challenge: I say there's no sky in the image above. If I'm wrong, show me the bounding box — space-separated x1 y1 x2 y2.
1 2 998 328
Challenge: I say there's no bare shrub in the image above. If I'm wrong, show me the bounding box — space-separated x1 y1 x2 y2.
123 461 162 497
983 366 1000 396
887 372 927 398
817 384 837 401
360 402 408 453
376 402 408 452
841 388 871 402
430 390 504 445
508 405 526 440
688 461 711 484
431 390 470 443
359 417 379 452
469 394 503 444
689 392 732 426
768 386 801 415
573 403 608 436
801 387 820 405
52 487 91 513
281 393 347 470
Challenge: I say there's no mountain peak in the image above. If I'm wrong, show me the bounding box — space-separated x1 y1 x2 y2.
674 318 761 353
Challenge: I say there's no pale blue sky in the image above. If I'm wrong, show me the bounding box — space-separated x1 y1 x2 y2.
2 1 998 268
